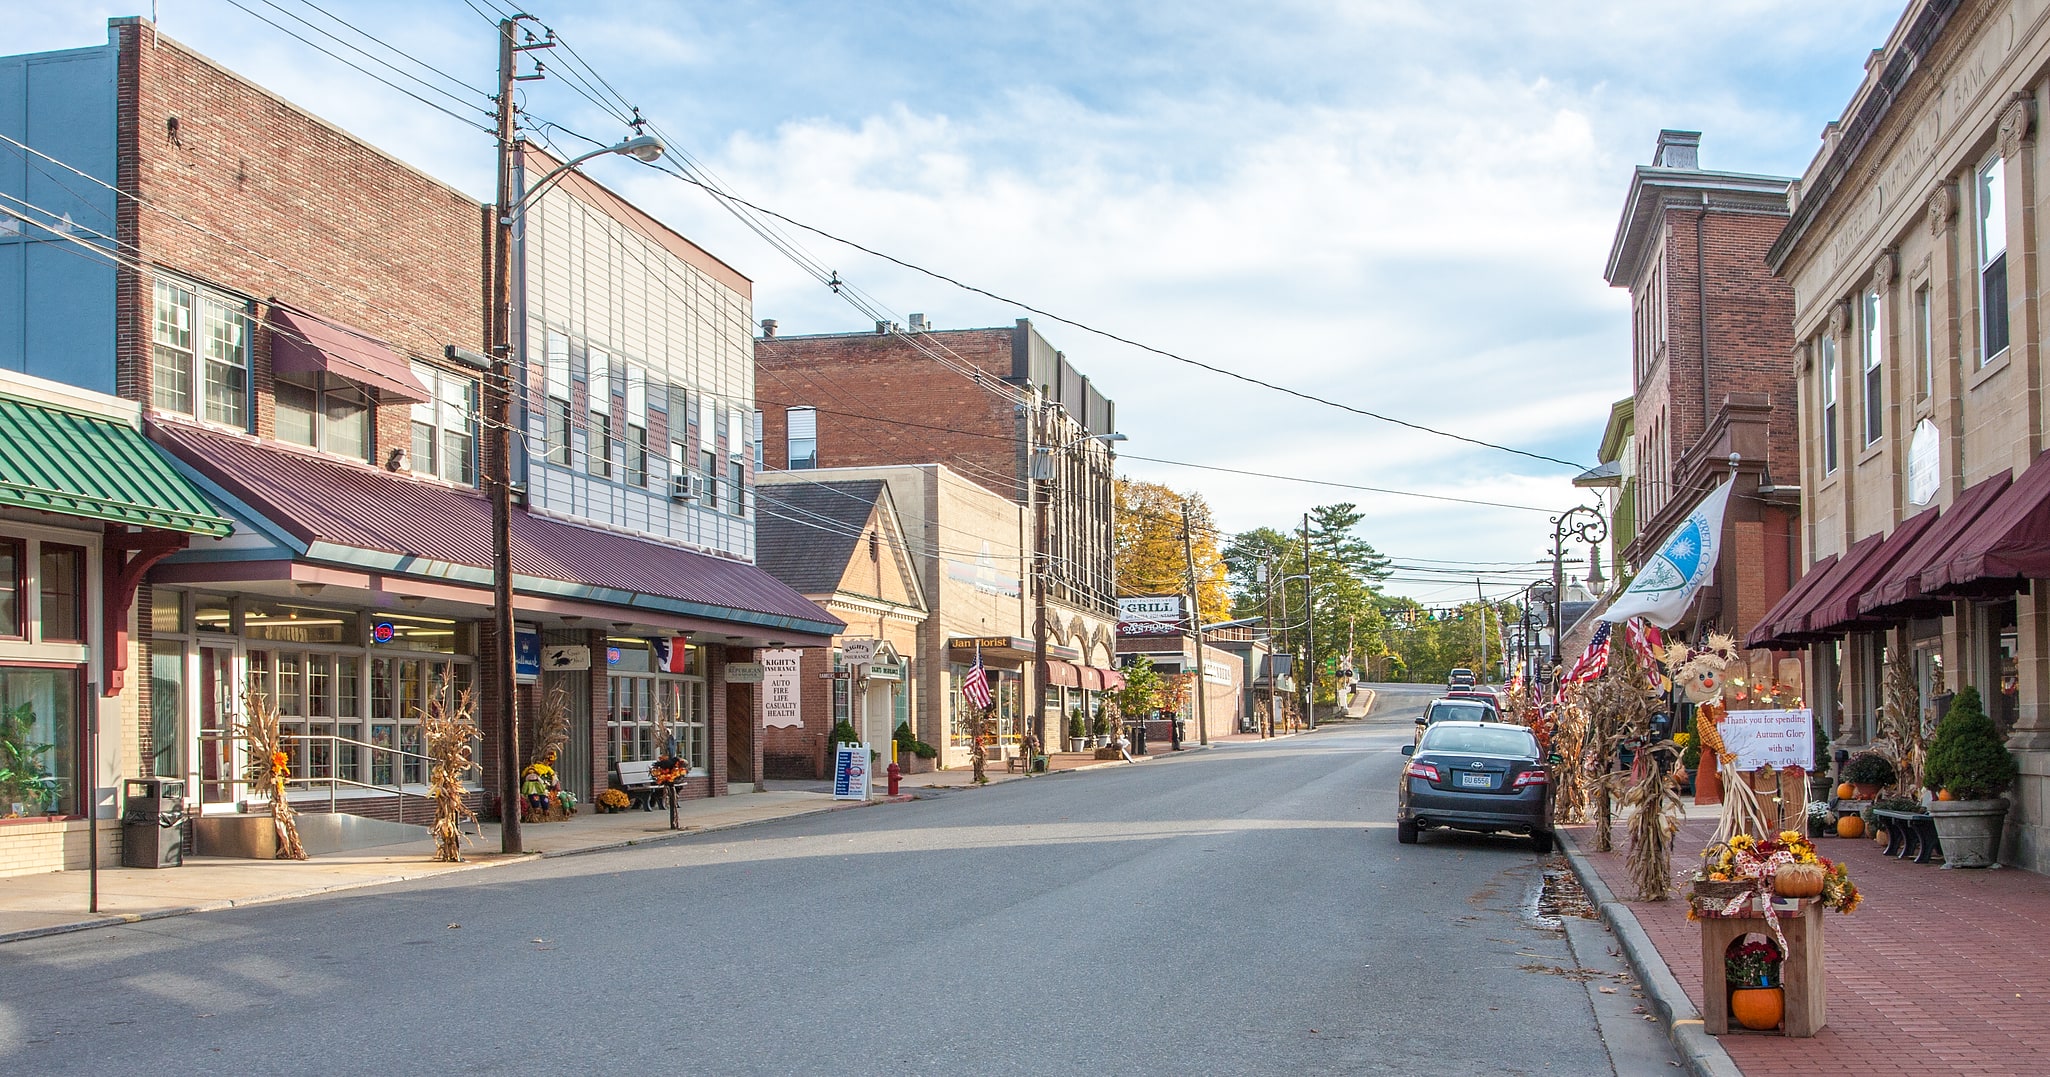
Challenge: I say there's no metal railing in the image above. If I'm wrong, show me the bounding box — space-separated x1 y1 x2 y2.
194 731 483 826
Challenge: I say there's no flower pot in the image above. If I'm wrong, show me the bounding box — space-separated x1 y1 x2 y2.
1680 768 1697 796
1068 738 1088 753
1851 782 1880 800
1730 986 1784 1031
1926 797 2009 868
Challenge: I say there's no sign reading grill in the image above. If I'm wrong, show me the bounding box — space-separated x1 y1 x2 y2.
1117 595 1184 636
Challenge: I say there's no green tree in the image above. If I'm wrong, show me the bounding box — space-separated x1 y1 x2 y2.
1223 506 1392 703
1116 480 1230 622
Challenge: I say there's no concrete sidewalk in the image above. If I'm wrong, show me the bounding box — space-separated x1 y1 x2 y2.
0 787 875 945
1561 806 2050 1076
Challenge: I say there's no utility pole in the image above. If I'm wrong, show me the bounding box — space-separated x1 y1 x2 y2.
1261 554 1276 738
1301 513 1316 731
1181 501 1210 747
489 16 525 855
1475 578 1488 685
1030 395 1050 759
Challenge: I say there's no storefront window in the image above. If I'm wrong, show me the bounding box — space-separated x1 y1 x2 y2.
151 588 184 634
151 642 185 779
39 543 83 643
0 539 21 638
246 600 355 644
608 672 706 770
0 666 79 816
194 593 234 634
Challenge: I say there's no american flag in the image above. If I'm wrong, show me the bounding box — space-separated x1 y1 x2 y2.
1564 621 1612 683
1624 618 1665 675
961 646 993 710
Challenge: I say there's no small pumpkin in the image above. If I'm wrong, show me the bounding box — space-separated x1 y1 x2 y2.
1774 863 1826 898
1937 788 1957 802
1836 814 1865 839
1875 828 1890 846
1836 781 1855 800
1731 986 1784 1031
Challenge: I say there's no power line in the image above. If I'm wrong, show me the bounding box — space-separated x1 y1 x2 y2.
214 0 494 132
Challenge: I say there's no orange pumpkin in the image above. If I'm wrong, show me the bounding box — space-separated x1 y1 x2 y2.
1836 782 1855 800
1937 789 1957 802
1774 863 1826 898
1836 814 1865 839
1731 986 1784 1031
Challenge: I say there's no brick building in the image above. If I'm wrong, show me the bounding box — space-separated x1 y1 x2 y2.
756 319 1121 753
0 19 835 868
1755 0 2050 872
1603 130 1805 706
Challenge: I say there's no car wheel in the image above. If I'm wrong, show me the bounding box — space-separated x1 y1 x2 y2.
1397 818 1419 844
1531 830 1554 854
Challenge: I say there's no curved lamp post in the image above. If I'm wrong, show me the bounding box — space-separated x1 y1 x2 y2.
1545 506 1607 671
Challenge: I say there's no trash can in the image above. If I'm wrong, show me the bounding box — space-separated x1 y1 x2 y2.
1171 718 1186 751
121 777 187 869
1130 722 1147 755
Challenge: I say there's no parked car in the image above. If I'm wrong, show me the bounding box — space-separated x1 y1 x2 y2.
1448 686 1504 710
1414 697 1498 742
1397 720 1555 852
1447 667 1477 688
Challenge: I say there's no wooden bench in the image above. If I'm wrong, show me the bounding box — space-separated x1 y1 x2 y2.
615 759 662 811
1873 807 1942 863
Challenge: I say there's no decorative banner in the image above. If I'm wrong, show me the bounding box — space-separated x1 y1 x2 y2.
762 649 804 728
833 742 870 800
1601 480 1734 629
514 624 540 681
1717 708 1814 772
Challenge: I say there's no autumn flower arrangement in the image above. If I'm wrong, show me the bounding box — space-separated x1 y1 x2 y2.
596 787 632 813
1692 830 1860 920
649 756 689 786
1726 938 1781 988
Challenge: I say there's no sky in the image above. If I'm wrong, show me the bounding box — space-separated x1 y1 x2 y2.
14 0 1908 603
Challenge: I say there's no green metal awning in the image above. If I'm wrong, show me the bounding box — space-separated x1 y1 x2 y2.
0 395 231 537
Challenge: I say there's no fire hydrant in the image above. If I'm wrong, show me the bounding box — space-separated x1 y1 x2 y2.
886 761 901 797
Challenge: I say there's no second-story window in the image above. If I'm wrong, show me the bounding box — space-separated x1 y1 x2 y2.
729 458 745 517
152 277 249 428
701 449 721 510
1979 155 2010 364
1915 285 1933 402
586 349 613 479
1820 335 1839 475
752 410 764 472
625 366 649 486
410 362 477 485
786 406 817 469
1862 289 1883 446
275 372 371 462
545 332 571 466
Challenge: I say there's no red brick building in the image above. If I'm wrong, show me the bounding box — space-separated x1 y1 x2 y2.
756 319 1120 751
1604 131 1806 705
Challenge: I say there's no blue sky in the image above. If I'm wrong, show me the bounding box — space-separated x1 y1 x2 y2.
17 1 1906 602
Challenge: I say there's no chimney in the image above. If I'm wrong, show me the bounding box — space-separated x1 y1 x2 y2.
759 318 777 339
875 320 890 334
1653 130 1701 170
908 313 927 332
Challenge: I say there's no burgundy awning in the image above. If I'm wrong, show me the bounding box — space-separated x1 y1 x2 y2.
1787 534 1887 637
1858 472 2012 618
1077 665 1104 691
1044 660 1080 688
1745 553 1839 650
1800 508 1944 636
1922 450 2050 599
1101 669 1126 691
268 304 431 403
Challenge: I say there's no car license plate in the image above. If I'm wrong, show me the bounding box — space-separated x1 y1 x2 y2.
1460 773 1493 789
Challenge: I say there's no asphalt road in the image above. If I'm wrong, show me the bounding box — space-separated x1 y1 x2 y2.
2 683 1666 1075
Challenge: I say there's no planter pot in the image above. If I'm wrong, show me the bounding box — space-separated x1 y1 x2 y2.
1730 986 1784 1031
1927 797 2009 868
1851 783 1880 800
1068 738 1088 753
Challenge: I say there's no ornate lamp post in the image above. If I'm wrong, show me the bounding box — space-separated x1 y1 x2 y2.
1545 506 1607 671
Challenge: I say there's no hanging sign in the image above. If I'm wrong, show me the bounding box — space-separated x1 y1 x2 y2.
542 645 590 671
1908 419 1941 506
515 624 541 681
1717 708 1814 771
833 742 871 800
724 662 765 684
841 637 875 665
763 649 803 728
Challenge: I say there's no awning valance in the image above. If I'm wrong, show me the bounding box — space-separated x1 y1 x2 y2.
1923 450 2050 599
1044 660 1080 687
1860 472 2011 618
1786 533 1885 637
1802 508 1944 636
268 304 431 403
1746 553 1838 650
1100 669 1126 692
1077 665 1104 691
0 394 230 536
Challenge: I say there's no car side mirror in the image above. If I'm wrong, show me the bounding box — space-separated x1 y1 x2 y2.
1400 744 1415 757
1414 716 1428 726
1548 753 1562 765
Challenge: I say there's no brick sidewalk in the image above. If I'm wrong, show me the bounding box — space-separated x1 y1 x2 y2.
1569 814 2050 1075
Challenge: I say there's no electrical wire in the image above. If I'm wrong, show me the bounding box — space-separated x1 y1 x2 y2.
215 0 494 132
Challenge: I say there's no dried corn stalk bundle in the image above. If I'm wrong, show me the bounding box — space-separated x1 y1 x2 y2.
1578 641 1657 852
1550 689 1593 825
424 688 479 862
1624 740 1686 900
236 688 307 861
1873 651 1923 797
529 683 571 771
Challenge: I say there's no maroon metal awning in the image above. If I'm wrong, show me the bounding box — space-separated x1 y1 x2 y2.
1745 553 1839 650
1800 507 1944 636
1922 450 2050 599
1858 471 2012 618
1100 669 1126 691
1077 665 1104 691
268 303 431 403
1044 660 1080 688
1787 533 1887 637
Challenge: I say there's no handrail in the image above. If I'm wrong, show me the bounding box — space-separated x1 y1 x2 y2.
196 731 483 826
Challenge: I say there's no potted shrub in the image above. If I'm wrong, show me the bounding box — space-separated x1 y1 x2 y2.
1088 708 1110 747
1841 750 1896 800
1922 686 2019 868
1067 710 1088 753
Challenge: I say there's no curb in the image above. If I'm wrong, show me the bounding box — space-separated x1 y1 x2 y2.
1557 828 1744 1077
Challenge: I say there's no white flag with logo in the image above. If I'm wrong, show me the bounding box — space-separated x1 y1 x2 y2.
1600 480 1734 629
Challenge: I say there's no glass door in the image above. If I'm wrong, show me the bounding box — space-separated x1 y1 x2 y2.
198 643 241 809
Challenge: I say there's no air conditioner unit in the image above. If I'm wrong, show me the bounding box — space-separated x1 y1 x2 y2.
670 472 703 502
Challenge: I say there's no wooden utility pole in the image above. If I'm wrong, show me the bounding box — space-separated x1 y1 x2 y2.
489 17 524 854
1181 501 1210 746
1301 513 1316 730
1475 577 1488 684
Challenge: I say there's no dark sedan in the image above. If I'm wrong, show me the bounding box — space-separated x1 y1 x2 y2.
1396 721 1554 852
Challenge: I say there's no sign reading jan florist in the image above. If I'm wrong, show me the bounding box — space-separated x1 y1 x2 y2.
1716 708 1814 773
761 649 804 728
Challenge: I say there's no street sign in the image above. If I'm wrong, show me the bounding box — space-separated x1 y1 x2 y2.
842 637 875 665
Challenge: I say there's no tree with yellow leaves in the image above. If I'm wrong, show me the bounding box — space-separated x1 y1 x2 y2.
1115 479 1231 623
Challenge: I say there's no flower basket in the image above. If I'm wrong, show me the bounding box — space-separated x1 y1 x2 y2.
1689 879 1756 917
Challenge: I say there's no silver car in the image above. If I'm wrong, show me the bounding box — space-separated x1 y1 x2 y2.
1397 721 1555 852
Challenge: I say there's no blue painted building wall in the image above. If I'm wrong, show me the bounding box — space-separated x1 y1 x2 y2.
0 42 118 394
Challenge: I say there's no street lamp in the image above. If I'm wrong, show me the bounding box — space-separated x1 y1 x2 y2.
485 16 667 854
1521 579 1554 688
1544 506 1606 672
1029 422 1125 757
